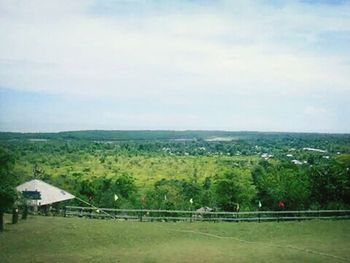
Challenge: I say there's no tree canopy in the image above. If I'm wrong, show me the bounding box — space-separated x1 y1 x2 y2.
0 148 17 231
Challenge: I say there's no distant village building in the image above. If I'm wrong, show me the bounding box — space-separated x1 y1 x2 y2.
303 147 327 153
261 153 268 158
261 153 273 160
291 160 303 165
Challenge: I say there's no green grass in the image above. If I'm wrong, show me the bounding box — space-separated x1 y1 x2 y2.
1 216 350 262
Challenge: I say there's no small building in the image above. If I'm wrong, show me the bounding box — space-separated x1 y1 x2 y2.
303 147 327 153
16 179 75 207
196 206 213 213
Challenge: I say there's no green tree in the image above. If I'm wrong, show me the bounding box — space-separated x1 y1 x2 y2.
253 162 310 210
214 169 256 211
309 160 350 209
0 148 17 232
93 174 138 208
200 177 215 207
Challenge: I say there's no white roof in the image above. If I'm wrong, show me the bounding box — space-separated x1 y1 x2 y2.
303 147 327 153
16 179 75 206
196 207 212 213
291 160 303 165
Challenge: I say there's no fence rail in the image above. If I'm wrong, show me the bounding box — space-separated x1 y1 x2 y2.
64 206 350 222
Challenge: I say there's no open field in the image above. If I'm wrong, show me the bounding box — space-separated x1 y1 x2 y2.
1 216 350 262
13 154 257 188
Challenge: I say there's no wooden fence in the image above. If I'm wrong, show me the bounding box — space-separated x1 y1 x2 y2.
64 206 350 222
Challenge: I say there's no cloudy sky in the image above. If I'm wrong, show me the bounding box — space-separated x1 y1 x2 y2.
0 0 349 133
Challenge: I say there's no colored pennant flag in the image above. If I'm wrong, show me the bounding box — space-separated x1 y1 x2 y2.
190 198 193 204
258 201 262 208
114 194 119 201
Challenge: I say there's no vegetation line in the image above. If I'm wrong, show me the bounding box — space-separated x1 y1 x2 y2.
162 226 350 262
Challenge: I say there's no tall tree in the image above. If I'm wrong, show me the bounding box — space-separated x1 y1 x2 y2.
0 148 17 232
214 169 256 211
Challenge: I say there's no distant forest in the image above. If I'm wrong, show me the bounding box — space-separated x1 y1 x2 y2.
1 130 350 142
1 130 350 211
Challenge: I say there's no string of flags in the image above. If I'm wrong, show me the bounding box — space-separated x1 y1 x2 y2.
163 195 194 204
113 191 262 211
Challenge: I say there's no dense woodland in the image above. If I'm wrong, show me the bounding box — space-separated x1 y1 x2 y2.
1 131 350 212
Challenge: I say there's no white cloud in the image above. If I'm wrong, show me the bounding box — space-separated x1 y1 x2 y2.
0 0 349 132
305 106 329 115
1 1 349 99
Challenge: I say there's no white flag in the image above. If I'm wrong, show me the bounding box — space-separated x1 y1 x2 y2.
190 198 193 204
164 195 167 201
258 201 262 208
114 194 119 201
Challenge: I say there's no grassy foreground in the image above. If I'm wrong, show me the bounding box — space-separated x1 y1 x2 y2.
1 216 350 263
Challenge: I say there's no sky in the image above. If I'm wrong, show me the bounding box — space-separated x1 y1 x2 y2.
0 0 349 133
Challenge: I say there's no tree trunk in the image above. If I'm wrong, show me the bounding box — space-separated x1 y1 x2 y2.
22 205 28 220
12 207 18 224
0 210 4 232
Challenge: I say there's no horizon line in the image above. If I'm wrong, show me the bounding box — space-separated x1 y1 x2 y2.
0 129 349 135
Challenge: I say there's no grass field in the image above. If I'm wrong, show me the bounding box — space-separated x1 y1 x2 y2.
1 216 350 263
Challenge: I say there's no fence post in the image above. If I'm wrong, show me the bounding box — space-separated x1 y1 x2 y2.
22 204 28 220
140 209 143 222
12 207 19 224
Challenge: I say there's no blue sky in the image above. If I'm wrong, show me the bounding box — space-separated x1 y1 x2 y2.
0 0 349 133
